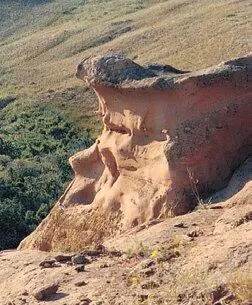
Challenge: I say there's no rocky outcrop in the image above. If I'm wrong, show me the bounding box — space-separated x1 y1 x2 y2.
19 53 252 251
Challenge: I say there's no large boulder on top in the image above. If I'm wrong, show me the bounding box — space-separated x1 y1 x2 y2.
19 53 252 251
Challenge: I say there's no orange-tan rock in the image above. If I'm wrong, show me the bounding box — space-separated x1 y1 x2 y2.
19 53 252 251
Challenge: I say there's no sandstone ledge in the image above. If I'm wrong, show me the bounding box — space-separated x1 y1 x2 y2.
76 53 251 89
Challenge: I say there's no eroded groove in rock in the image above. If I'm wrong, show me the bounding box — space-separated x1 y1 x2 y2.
19 53 252 251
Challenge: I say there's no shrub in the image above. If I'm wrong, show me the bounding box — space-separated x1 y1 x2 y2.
0 101 93 249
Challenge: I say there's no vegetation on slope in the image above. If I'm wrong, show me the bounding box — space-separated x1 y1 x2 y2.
0 101 93 249
0 0 250 133
0 0 251 122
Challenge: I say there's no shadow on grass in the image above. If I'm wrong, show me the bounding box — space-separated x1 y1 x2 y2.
20 0 53 6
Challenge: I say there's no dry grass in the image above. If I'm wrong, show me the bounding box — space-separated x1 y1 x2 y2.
125 241 151 259
0 0 251 133
228 267 252 302
0 0 251 96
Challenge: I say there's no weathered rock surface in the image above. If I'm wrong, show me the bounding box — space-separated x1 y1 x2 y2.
1 166 251 304
71 254 90 265
33 282 59 300
19 53 252 251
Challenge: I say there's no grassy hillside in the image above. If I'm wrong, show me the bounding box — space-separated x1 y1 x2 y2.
0 0 251 131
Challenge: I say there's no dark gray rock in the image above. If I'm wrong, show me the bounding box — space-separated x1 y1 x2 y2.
72 254 90 265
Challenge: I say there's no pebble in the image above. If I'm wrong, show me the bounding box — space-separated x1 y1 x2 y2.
75 280 87 287
139 267 155 277
109 250 122 257
187 229 203 237
141 280 160 289
54 254 73 263
140 259 155 269
138 293 149 302
33 282 59 301
174 222 188 228
39 259 60 268
99 262 109 268
78 297 92 305
72 254 91 265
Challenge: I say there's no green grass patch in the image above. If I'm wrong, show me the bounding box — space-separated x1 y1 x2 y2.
0 100 93 249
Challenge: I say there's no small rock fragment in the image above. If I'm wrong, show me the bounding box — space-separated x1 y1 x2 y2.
75 265 85 272
54 254 73 263
184 126 191 133
95 244 106 252
74 280 87 287
82 249 102 257
209 205 223 210
141 280 159 289
187 229 203 237
79 297 92 305
39 259 59 268
139 267 155 277
138 293 149 302
140 259 155 269
174 222 188 228
109 250 122 257
99 262 109 268
72 254 90 265
39 259 55 266
135 224 146 232
33 283 59 301
64 271 70 275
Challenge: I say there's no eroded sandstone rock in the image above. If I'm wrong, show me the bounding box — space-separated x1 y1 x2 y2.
19 53 252 251
33 282 59 301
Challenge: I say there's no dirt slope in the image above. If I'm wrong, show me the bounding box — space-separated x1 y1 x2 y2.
1 173 251 304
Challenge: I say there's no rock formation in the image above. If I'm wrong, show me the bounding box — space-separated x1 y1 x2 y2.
19 53 252 251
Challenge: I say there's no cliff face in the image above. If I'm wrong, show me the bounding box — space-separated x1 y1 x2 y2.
19 54 252 251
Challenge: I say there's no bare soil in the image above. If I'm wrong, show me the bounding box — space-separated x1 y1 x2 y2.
1 180 251 305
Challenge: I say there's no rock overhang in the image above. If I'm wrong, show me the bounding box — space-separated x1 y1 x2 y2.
18 53 252 251
76 53 251 90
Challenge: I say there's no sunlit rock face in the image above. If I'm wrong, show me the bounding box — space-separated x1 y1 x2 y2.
19 53 252 251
